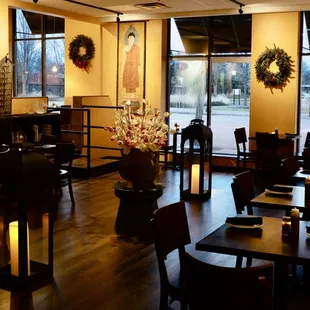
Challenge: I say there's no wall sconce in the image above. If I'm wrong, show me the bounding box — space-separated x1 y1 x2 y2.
180 119 213 200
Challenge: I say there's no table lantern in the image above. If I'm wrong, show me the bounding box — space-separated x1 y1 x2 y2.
0 149 55 292
0 203 54 292
180 119 212 200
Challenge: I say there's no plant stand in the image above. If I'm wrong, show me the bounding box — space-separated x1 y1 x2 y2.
114 182 163 240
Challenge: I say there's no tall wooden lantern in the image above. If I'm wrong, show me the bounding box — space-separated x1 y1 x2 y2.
180 119 212 200
0 149 55 292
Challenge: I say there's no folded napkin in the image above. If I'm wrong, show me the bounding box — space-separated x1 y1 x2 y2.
268 185 293 193
225 216 263 226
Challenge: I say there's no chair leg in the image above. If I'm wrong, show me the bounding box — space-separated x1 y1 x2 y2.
243 156 247 170
159 292 169 310
236 255 243 268
236 156 240 171
246 257 252 267
68 177 75 206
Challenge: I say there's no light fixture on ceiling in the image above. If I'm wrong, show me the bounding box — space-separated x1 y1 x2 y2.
229 0 245 15
52 65 58 73
116 13 120 23
33 0 38 3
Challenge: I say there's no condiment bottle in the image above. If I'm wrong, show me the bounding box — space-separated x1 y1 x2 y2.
290 207 300 239
282 216 291 237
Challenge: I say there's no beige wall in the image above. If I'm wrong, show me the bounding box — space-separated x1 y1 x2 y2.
250 12 300 137
0 0 9 59
101 24 118 106
145 20 166 110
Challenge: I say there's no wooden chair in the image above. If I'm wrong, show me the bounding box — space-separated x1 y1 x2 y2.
231 170 255 267
304 132 310 149
152 201 191 310
231 170 254 215
280 156 299 185
303 147 310 170
41 134 58 145
54 143 75 206
234 127 256 171
255 132 280 172
182 252 274 310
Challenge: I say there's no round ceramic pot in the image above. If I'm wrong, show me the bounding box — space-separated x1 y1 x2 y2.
119 149 159 190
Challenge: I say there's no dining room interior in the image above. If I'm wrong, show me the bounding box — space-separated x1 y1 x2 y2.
2 0 310 309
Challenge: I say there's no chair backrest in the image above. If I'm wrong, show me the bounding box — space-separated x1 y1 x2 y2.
234 127 247 153
41 134 58 145
303 147 310 170
255 132 279 170
153 201 191 260
183 252 274 310
231 170 255 214
305 132 310 149
280 156 299 184
255 132 278 151
54 143 75 168
152 201 191 297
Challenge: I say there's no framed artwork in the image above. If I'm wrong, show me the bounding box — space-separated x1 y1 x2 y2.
117 21 146 108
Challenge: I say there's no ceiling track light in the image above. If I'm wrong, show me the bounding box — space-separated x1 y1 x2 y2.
116 13 120 23
229 0 245 15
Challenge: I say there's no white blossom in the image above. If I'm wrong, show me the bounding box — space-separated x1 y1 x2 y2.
104 99 169 154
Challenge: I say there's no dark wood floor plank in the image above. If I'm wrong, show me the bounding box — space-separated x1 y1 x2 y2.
0 168 309 310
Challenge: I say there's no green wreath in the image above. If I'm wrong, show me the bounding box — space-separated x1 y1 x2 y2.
255 45 294 93
69 34 95 72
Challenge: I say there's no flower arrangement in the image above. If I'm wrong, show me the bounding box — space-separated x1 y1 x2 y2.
104 100 169 154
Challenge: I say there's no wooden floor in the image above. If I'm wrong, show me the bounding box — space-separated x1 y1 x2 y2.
0 168 309 309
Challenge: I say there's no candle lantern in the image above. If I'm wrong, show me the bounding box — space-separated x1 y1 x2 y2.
0 149 55 292
180 119 212 200
0 204 54 292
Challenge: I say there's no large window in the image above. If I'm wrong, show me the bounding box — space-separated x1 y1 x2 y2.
300 12 310 152
211 58 251 153
169 15 252 154
13 10 65 105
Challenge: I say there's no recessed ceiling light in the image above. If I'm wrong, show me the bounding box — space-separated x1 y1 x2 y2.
134 2 170 10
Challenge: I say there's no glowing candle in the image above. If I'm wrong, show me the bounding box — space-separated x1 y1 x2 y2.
9 221 30 276
42 213 49 260
0 216 3 247
191 164 200 194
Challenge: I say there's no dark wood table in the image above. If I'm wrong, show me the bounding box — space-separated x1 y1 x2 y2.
293 169 310 181
196 216 310 309
249 134 300 157
250 185 305 215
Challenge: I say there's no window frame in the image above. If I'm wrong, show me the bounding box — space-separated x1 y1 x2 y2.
12 9 65 99
167 17 252 155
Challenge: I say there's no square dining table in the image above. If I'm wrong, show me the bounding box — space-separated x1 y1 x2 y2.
250 185 305 215
196 216 310 310
292 169 310 181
